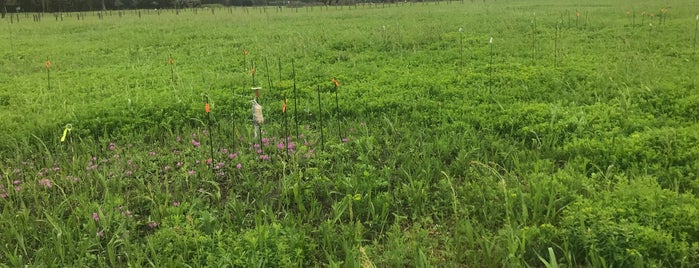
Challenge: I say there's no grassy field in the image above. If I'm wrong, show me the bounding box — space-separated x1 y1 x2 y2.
1 0 699 266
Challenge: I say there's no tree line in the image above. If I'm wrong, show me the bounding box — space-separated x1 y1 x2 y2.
1 0 420 14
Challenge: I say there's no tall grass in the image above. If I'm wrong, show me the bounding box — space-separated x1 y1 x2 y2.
2 0 699 266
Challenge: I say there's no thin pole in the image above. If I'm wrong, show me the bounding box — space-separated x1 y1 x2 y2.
532 13 537 64
46 59 51 90
694 15 698 51
334 84 341 142
206 95 214 169
554 23 559 68
169 56 175 83
283 96 289 158
292 59 299 139
459 27 463 68
317 85 324 151
489 36 493 91
251 61 256 87
265 57 273 96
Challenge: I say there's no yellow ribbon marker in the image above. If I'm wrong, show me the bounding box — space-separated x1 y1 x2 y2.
60 124 73 142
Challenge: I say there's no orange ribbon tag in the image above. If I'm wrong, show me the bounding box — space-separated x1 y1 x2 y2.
332 78 340 87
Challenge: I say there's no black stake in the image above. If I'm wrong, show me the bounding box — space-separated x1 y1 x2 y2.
333 77 341 143
292 59 299 140
169 56 175 84
46 58 51 90
694 15 698 51
278 57 283 89
205 95 214 169
283 96 289 158
243 48 248 73
459 27 464 68
489 36 493 91
554 23 559 68
265 57 273 96
278 58 289 158
648 23 653 47
532 13 536 64
251 61 256 87
317 85 324 151
232 92 237 152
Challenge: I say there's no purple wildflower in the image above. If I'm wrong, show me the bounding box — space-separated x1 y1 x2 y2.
191 139 201 147
92 212 99 222
228 153 237 160
236 163 242 169
148 221 158 228
38 179 52 188
122 210 132 218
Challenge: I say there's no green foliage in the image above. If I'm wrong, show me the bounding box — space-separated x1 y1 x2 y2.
1 0 699 266
561 178 699 267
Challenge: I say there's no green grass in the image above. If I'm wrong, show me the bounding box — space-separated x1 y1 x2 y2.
1 0 699 266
